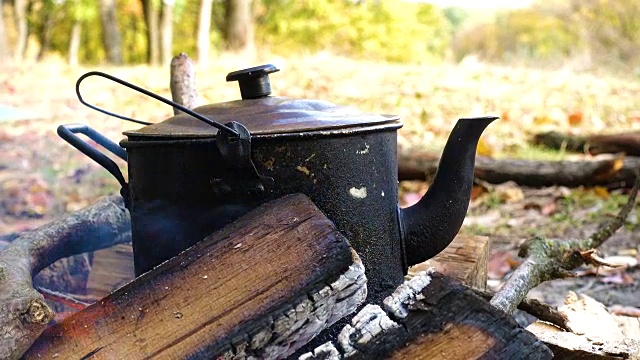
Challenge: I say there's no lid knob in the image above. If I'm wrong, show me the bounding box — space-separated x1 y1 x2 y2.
226 64 280 100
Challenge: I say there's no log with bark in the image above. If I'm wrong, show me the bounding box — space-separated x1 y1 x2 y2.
0 196 130 360
22 194 367 359
398 148 640 188
533 131 640 156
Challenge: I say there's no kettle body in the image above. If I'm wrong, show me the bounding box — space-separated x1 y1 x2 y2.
123 125 403 304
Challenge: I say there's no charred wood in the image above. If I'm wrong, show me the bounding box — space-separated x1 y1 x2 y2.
22 194 367 359
300 271 552 360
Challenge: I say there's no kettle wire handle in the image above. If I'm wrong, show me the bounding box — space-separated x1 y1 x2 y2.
75 71 240 137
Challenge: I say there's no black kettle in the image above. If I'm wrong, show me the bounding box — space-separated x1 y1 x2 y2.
59 64 496 304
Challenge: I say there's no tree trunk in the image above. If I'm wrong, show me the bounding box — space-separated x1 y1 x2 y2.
224 0 254 53
98 0 123 65
0 2 9 62
36 11 54 62
160 0 174 66
197 0 214 66
141 0 160 65
13 0 28 61
68 21 81 66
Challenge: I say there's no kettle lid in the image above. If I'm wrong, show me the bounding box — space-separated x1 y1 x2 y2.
124 64 400 139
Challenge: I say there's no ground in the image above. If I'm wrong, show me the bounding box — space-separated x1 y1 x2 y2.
1 54 639 310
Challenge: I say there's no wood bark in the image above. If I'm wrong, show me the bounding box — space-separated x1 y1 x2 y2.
13 0 28 61
160 0 174 66
170 53 198 114
197 0 214 66
300 271 552 359
399 148 640 188
0 196 130 360
224 0 254 53
141 0 160 65
98 0 123 64
22 194 367 359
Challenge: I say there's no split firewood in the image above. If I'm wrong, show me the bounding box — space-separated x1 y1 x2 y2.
0 196 131 360
398 148 640 188
300 270 552 359
526 292 640 359
490 175 640 315
409 234 489 290
533 131 640 156
22 194 367 359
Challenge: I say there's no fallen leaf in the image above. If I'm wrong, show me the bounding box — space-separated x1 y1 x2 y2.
487 250 521 280
501 110 510 121
476 137 494 157
579 249 623 268
567 111 584 126
592 186 610 199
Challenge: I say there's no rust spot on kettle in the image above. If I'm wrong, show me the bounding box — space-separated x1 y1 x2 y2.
264 157 275 171
296 166 310 175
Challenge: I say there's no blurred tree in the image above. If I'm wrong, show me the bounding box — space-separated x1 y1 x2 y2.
224 0 254 52
569 0 640 65
141 0 160 65
442 6 468 31
33 0 65 61
256 0 449 62
13 0 28 61
66 0 98 65
197 0 213 65
160 0 174 65
0 1 8 61
99 0 123 64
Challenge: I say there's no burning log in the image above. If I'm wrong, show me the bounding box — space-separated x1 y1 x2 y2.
0 196 130 360
300 271 552 359
22 194 367 359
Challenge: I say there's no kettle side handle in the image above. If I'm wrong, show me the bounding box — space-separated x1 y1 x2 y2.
57 124 128 190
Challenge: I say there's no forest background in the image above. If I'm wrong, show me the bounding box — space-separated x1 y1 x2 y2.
1 0 639 70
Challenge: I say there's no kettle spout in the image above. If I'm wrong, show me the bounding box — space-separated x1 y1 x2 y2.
400 116 497 267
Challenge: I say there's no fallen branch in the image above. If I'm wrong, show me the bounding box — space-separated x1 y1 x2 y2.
472 288 570 330
533 131 640 156
490 175 640 315
0 196 130 360
398 149 640 188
